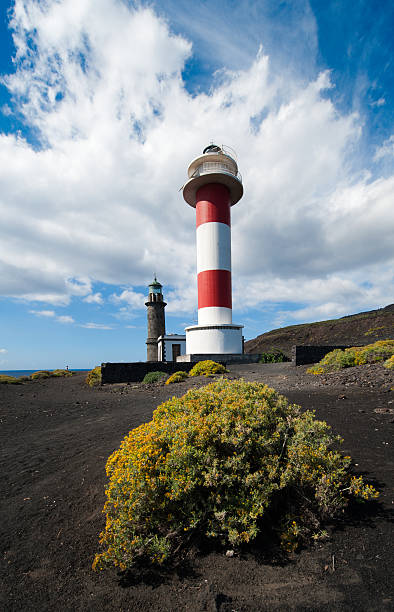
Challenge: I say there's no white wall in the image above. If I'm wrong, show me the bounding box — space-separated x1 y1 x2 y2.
186 325 243 354
158 337 186 361
198 306 232 325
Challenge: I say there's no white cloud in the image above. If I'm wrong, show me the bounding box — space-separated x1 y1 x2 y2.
234 264 394 326
83 292 104 304
0 348 7 354
80 322 113 330
111 289 146 309
1 104 12 116
29 309 56 317
0 0 393 321
29 309 74 324
57 315 74 324
371 97 386 108
374 134 394 161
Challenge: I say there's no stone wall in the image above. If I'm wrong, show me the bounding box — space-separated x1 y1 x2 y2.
101 353 262 383
102 347 357 381
291 345 353 366
101 361 194 384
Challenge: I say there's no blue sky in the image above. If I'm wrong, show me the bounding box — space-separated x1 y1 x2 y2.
0 0 393 369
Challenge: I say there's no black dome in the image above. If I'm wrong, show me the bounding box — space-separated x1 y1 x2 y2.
203 144 221 154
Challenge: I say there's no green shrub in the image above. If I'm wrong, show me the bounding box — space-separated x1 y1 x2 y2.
86 366 102 387
384 355 394 370
307 340 394 374
142 371 168 384
260 351 289 363
165 371 189 384
189 360 227 377
52 369 74 377
30 370 52 380
0 374 21 384
93 379 378 571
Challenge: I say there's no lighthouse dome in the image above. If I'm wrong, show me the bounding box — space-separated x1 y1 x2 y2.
203 144 222 154
148 276 162 294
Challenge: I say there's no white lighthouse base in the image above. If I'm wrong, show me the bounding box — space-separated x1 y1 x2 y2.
184 323 243 355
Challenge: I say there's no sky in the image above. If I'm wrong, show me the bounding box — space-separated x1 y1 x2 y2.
0 0 393 369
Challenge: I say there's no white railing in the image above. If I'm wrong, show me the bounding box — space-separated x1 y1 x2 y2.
192 162 242 183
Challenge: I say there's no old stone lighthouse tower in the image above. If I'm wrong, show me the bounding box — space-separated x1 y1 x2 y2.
145 277 166 361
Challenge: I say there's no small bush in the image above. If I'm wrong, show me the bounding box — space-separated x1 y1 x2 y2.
260 351 289 363
142 371 168 384
189 360 227 377
30 370 51 380
384 355 394 370
93 379 378 571
52 369 74 377
307 340 394 374
29 369 74 380
86 366 102 387
0 374 21 384
165 371 189 384
364 326 385 336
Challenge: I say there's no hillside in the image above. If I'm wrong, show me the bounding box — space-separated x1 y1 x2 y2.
245 304 394 357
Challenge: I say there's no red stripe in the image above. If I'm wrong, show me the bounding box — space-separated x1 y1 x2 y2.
197 270 232 309
196 184 230 228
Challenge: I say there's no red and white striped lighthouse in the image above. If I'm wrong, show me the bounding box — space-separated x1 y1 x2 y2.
182 144 244 355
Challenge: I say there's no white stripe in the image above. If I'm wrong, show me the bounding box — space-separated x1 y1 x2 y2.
186 326 243 355
196 222 231 274
198 306 232 325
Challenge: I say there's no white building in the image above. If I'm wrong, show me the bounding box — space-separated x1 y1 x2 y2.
157 334 186 362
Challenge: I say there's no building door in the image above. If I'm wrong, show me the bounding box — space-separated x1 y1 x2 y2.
172 344 181 362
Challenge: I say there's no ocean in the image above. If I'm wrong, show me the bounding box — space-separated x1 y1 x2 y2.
0 369 89 378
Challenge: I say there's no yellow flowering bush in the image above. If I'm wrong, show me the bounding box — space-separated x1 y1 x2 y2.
189 360 227 377
86 366 102 387
165 371 189 384
353 340 394 364
29 369 74 380
307 340 394 374
0 370 72 384
0 374 21 384
93 379 378 570
52 369 74 377
384 355 394 370
30 370 52 379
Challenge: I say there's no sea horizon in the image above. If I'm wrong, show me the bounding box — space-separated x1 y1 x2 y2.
0 369 90 378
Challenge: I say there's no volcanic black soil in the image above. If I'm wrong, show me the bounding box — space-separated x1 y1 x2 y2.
1 364 393 611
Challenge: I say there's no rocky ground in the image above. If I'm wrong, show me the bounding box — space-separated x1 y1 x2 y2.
228 362 394 394
1 364 393 611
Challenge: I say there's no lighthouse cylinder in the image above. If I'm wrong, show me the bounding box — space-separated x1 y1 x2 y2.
196 183 232 325
182 144 244 355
